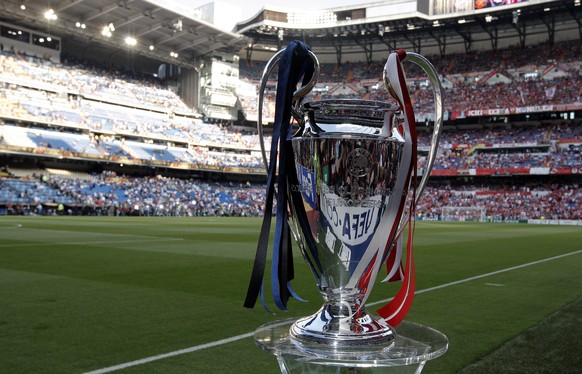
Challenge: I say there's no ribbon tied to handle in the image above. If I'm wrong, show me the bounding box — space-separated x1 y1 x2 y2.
244 40 315 311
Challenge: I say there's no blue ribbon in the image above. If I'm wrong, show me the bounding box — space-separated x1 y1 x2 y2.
244 41 315 310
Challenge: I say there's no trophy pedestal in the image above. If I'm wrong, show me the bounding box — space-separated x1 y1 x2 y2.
254 317 447 374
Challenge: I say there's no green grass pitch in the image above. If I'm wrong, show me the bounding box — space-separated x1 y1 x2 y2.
0 216 581 373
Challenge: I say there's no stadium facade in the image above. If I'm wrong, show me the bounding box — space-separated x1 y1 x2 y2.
237 0 579 62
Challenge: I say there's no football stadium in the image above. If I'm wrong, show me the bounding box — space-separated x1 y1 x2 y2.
0 0 580 373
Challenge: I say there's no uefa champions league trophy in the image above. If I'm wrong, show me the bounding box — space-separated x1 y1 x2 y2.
245 41 447 373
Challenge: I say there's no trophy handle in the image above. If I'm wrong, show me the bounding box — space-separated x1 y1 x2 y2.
383 51 443 236
257 48 320 173
402 53 444 201
383 51 443 203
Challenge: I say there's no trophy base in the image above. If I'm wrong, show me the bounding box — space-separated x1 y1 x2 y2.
255 317 448 374
289 306 395 346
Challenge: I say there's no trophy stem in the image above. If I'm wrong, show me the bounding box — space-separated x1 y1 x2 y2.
289 300 395 346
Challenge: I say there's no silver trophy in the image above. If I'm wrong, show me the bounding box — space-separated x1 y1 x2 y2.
248 43 443 350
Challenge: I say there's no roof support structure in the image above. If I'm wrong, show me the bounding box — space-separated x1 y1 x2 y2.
55 0 86 12
403 34 422 54
82 2 129 22
540 12 555 45
513 20 527 48
455 28 472 54
429 31 447 56
334 42 342 65
354 38 373 64
569 6 582 40
245 42 254 66
376 35 397 53
478 21 498 52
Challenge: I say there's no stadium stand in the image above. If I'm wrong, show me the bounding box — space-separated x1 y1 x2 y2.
0 38 580 221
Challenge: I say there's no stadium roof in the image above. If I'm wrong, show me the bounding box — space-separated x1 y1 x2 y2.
236 0 580 62
0 0 250 70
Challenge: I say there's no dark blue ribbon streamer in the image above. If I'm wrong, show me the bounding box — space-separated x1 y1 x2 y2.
244 40 315 310
284 140 323 281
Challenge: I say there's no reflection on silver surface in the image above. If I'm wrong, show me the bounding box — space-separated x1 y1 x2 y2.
287 101 407 345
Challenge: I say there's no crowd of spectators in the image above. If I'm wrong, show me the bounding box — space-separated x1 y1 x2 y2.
1 40 581 173
0 53 262 151
1 112 580 173
422 121 581 171
1 170 579 221
240 41 580 83
36 172 264 217
0 51 192 113
0 41 580 221
418 182 581 221
240 41 581 120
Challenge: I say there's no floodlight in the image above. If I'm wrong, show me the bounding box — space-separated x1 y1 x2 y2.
102 23 115 37
44 9 57 21
101 26 112 37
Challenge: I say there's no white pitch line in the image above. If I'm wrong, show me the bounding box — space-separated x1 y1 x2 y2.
84 320 294 374
85 248 582 374
485 283 505 287
84 333 255 374
369 248 582 307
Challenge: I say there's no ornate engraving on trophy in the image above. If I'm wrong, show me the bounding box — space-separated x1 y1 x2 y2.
346 148 373 177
